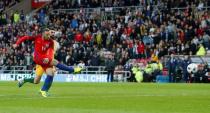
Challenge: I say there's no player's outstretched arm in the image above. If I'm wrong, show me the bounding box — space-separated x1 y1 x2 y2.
14 36 35 48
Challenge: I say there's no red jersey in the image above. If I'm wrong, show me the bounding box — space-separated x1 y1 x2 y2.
137 43 145 54
74 32 83 42
15 35 54 66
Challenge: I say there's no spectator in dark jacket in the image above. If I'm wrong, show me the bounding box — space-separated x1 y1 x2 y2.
202 63 209 83
105 54 116 82
194 65 205 83
90 54 100 66
181 55 191 82
89 53 100 73
167 53 177 82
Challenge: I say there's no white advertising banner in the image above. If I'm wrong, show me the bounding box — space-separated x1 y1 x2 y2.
0 73 107 82
0 74 33 81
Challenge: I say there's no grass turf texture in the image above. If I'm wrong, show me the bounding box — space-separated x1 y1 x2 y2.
0 82 210 113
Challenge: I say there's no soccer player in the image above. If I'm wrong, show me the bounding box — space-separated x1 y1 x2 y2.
13 28 82 97
17 40 60 87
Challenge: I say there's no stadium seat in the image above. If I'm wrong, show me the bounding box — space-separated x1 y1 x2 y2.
156 75 169 83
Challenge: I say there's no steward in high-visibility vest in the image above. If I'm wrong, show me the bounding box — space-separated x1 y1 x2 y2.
150 63 159 72
131 66 138 74
196 44 206 56
135 71 143 82
144 63 153 75
157 61 163 71
14 11 20 23
132 66 144 83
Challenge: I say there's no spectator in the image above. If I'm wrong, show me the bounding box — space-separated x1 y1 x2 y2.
194 65 205 83
196 44 206 56
202 62 209 83
0 1 4 12
0 12 7 25
20 10 25 22
38 9 46 25
13 10 20 23
137 40 145 59
181 55 191 83
71 15 78 29
202 32 210 49
74 30 83 42
105 54 116 82
0 0 20 12
167 54 177 82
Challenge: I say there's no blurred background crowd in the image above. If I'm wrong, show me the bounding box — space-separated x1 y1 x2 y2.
0 0 20 12
1 0 210 82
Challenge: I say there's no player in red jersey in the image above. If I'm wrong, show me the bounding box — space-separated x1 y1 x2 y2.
14 30 54 68
13 28 82 97
17 40 60 88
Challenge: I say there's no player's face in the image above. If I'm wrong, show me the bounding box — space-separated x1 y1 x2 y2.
49 30 55 39
43 31 51 40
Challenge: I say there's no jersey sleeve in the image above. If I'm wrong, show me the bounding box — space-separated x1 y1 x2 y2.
15 36 35 45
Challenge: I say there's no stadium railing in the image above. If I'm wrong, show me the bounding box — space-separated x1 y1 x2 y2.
49 5 164 15
162 55 210 65
0 66 105 73
171 6 210 11
50 5 210 14
0 66 27 71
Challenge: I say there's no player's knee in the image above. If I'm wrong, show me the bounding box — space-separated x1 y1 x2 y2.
46 68 55 76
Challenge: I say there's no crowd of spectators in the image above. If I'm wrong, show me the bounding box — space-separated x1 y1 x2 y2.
50 0 210 9
0 0 20 12
0 0 210 82
51 0 150 8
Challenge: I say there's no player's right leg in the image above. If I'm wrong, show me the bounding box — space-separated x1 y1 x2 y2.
39 67 54 97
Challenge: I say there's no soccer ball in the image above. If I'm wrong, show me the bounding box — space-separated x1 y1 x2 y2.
187 63 198 74
77 63 85 69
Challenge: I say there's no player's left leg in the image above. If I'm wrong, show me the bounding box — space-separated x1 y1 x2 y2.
39 67 54 97
43 47 83 73
51 59 83 73
18 65 44 87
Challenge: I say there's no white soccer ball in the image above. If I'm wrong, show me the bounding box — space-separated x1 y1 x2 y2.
187 63 198 74
78 63 85 69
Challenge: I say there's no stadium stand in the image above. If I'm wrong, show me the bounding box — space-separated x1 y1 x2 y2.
1 0 210 82
0 0 20 12
50 0 143 8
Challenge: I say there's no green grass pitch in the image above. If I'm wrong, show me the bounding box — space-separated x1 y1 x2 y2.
0 82 210 113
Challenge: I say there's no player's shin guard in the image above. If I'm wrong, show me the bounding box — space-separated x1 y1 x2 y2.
41 75 53 91
56 63 74 73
